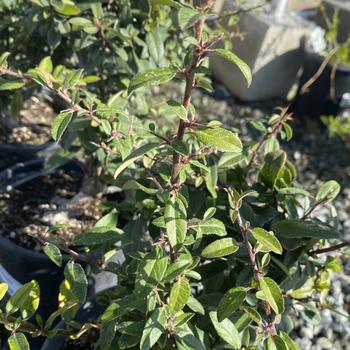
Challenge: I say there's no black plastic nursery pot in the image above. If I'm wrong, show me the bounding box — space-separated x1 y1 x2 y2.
0 142 55 171
0 158 83 319
291 51 350 118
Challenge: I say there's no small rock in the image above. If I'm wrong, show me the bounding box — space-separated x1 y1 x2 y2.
316 337 333 350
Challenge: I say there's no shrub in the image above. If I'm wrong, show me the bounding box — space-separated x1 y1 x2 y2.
0 1 346 349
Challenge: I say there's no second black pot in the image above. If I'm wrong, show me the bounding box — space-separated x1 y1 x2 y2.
291 51 350 118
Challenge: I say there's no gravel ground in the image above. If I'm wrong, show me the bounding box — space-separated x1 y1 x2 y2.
192 82 350 349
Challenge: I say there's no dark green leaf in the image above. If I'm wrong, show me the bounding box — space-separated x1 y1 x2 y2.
272 219 339 239
217 287 246 321
259 150 287 188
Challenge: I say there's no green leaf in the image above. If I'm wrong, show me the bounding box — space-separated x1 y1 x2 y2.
201 238 239 259
128 67 177 93
64 262 87 303
210 311 241 349
178 7 203 30
251 228 283 254
175 329 206 350
38 56 53 73
43 243 62 267
51 111 73 142
277 187 311 197
279 331 300 350
0 52 10 68
69 17 92 27
213 48 252 86
192 218 227 237
135 256 168 298
95 209 118 228
151 0 182 9
64 69 83 89
316 180 340 202
8 333 29 350
114 143 159 178
194 127 242 153
165 195 187 249
264 335 288 350
217 287 246 322
0 81 25 91
123 180 158 195
259 150 287 188
164 259 192 281
186 296 205 315
6 280 40 319
203 207 216 220
272 219 339 239
52 0 80 15
0 283 8 300
74 226 123 245
167 100 188 121
140 308 166 350
168 278 191 315
259 277 284 314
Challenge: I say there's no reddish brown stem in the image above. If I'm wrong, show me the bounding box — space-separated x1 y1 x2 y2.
237 212 277 336
170 14 206 188
308 241 350 255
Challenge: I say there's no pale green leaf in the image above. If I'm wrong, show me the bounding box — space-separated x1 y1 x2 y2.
210 311 241 349
316 180 340 202
43 243 62 267
213 48 252 86
251 228 282 254
168 278 191 315
0 81 25 91
64 262 87 303
51 111 73 142
165 195 187 249
128 68 176 93
114 143 159 178
140 308 166 350
194 127 242 153
8 333 29 350
201 238 239 259
259 277 284 314
167 100 188 120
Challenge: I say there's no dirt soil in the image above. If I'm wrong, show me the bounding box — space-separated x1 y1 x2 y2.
0 96 55 145
0 169 104 251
